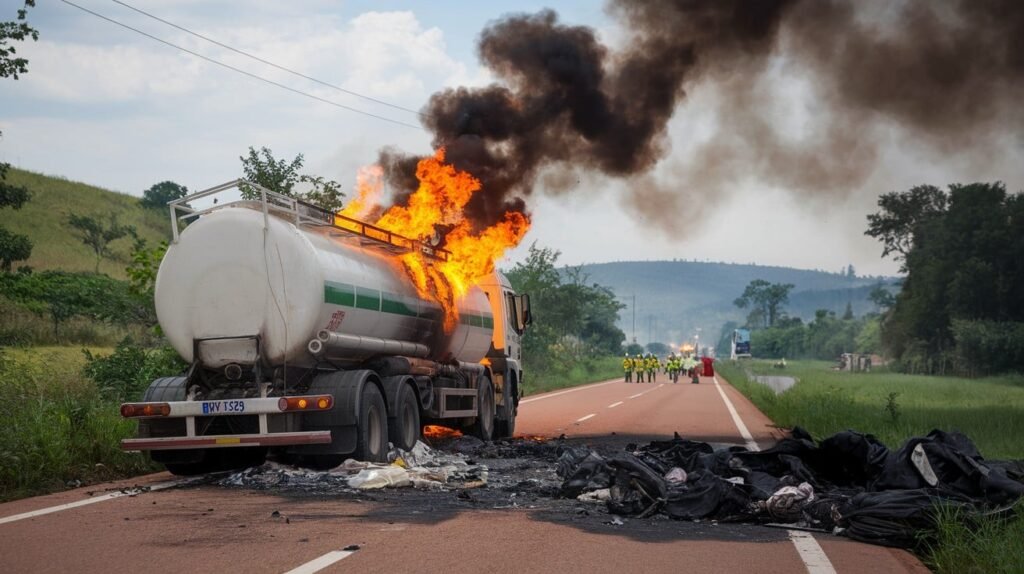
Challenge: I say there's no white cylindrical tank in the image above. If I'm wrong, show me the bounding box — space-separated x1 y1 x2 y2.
155 206 494 369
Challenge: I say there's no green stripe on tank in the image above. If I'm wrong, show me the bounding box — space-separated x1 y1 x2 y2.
355 287 381 311
323 282 493 330
381 292 418 317
324 281 355 306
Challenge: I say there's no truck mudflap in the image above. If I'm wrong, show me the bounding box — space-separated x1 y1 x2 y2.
121 430 332 451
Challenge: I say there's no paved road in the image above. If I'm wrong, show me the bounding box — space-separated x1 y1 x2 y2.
0 374 928 573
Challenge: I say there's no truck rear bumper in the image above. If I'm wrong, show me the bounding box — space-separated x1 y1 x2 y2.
121 430 332 451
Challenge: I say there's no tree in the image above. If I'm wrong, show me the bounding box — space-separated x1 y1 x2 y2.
733 279 794 328
842 302 854 320
0 2 36 272
0 226 31 271
141 181 189 210
0 1 36 80
868 283 895 312
125 239 167 299
865 184 947 272
238 147 346 211
646 342 670 355
68 213 134 273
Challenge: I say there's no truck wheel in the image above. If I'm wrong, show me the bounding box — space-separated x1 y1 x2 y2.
387 382 421 452
495 374 516 439
355 383 389 462
469 376 495 442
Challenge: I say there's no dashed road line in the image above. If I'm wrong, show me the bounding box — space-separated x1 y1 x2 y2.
711 375 836 574
789 530 837 574
284 548 357 574
628 392 644 399
607 401 623 409
0 479 189 526
575 414 596 423
519 379 621 405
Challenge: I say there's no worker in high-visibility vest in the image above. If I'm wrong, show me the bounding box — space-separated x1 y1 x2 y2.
667 354 680 383
622 353 634 383
633 356 646 380
646 354 658 383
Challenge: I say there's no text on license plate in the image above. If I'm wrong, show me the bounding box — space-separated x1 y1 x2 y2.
201 400 245 414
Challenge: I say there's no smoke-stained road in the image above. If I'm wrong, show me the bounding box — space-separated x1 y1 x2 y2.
0 374 927 573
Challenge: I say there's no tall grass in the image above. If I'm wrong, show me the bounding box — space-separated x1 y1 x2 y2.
0 295 149 347
0 347 157 501
717 359 1024 459
925 505 1024 574
524 355 622 395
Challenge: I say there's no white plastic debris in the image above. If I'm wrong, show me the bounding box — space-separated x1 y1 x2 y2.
664 467 688 484
765 482 815 522
577 488 612 503
348 466 412 490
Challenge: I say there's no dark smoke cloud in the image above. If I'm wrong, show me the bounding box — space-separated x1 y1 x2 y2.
380 0 1024 231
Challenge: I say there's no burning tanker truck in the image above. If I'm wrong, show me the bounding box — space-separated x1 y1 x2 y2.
119 179 531 475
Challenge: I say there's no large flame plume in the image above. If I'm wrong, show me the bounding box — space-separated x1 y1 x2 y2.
337 149 530 331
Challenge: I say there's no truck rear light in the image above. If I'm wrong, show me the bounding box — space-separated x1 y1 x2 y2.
278 395 333 412
121 403 171 418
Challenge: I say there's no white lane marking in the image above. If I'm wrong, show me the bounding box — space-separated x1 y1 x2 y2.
0 479 187 525
789 530 837 574
711 375 759 451
711 376 836 574
575 414 596 423
628 392 644 399
608 401 623 409
284 549 356 574
519 380 621 405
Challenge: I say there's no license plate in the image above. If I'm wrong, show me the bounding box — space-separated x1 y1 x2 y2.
200 400 246 415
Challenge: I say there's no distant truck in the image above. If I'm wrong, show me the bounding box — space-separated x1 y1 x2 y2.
120 180 531 475
731 328 751 359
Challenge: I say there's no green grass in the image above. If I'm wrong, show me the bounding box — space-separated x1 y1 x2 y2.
523 355 622 396
0 168 171 278
0 346 158 502
925 505 1024 574
716 359 1024 459
716 359 1024 573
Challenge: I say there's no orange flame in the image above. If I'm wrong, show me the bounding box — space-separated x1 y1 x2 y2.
338 165 384 221
336 149 530 331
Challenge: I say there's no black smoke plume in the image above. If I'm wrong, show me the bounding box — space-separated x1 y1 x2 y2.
380 0 1024 230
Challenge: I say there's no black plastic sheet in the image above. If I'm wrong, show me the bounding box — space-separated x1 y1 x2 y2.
558 429 1024 548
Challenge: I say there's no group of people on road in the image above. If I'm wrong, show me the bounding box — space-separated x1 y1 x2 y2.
622 353 661 383
624 351 712 385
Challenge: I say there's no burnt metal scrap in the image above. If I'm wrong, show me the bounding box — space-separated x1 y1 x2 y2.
559 428 1024 549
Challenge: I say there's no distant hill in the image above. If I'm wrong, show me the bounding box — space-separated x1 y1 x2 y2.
0 169 171 279
570 260 898 349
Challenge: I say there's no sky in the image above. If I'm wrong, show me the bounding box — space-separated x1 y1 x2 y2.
2 1 1021 277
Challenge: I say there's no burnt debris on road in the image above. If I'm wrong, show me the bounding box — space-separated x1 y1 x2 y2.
209 428 1023 551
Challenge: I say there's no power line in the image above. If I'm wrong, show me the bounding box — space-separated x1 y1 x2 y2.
60 0 424 131
110 0 425 118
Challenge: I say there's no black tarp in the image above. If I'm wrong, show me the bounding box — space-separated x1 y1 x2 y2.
558 429 1024 548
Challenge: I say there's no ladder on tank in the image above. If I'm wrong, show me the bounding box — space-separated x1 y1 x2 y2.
167 179 451 262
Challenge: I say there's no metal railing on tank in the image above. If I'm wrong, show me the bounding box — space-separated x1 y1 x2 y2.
166 179 450 261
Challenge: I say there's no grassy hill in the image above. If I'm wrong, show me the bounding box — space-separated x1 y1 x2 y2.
572 260 897 348
0 169 171 279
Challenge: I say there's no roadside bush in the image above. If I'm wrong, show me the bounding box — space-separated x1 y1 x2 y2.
951 319 1024 377
0 348 158 501
83 337 186 401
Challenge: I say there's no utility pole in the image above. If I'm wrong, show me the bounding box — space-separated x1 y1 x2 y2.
632 294 636 344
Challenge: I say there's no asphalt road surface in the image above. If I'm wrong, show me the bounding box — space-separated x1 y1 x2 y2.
0 373 929 573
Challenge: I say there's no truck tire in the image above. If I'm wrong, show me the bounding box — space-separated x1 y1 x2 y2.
469 376 495 442
495 372 517 439
355 383 389 462
387 382 421 452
